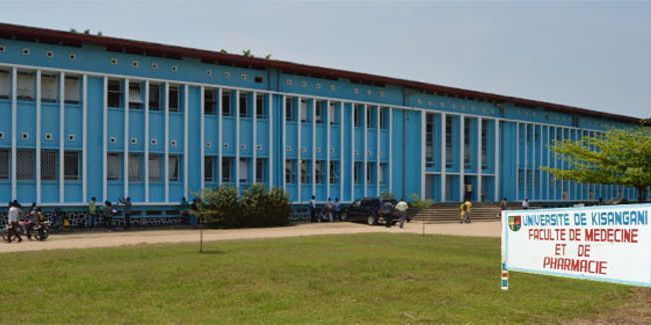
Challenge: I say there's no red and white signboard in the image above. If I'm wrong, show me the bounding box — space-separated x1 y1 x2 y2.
501 204 651 289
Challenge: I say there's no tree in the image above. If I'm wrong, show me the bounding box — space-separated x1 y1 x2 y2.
543 126 651 202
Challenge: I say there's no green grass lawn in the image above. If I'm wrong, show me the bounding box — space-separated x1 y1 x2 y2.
0 233 647 323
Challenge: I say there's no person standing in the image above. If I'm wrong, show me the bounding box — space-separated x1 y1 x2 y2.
381 200 395 228
103 201 114 230
522 198 529 210
459 201 472 224
7 201 22 243
180 197 190 225
119 197 132 229
465 183 473 201
88 197 97 229
309 195 317 223
395 199 409 229
334 198 341 221
325 198 334 223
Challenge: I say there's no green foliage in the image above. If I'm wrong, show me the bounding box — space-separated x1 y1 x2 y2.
242 49 253 57
543 126 651 201
197 185 290 228
410 193 434 209
380 192 395 201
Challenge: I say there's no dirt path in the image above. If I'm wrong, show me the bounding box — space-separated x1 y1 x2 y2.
0 221 501 253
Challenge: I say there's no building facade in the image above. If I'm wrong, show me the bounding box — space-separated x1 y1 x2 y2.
0 23 645 211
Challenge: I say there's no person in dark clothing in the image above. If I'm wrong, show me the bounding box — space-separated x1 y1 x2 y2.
103 201 114 230
122 197 132 229
381 201 395 228
309 196 317 223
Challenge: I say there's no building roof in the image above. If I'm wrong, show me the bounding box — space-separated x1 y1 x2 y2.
0 22 644 125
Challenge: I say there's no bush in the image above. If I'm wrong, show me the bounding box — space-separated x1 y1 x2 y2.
380 192 396 201
197 185 291 228
410 194 434 210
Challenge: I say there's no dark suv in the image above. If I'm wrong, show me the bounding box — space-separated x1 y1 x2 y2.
342 198 405 225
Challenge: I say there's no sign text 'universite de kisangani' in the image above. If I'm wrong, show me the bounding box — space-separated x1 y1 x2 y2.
501 204 651 288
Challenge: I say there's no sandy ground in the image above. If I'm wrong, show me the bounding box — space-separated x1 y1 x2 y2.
0 221 500 253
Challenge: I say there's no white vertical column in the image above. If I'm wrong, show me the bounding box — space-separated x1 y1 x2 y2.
59 72 66 202
10 67 17 200
183 84 189 198
123 78 130 198
312 99 316 197
388 107 393 195
532 125 537 201
420 110 426 200
200 86 205 190
523 124 527 200
281 95 286 192
515 122 519 201
252 92 257 185
340 102 345 201
35 70 42 204
297 97 301 203
363 104 368 197
268 94 273 190
234 90 241 193
164 82 170 202
376 106 380 196
477 117 482 202
82 75 88 202
218 88 223 187
441 112 447 202
350 103 355 201
144 81 150 202
459 115 465 201
539 125 544 201
102 76 107 202
494 119 500 202
326 100 331 199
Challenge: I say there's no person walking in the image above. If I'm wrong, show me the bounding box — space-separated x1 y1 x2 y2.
522 198 529 210
334 198 341 221
396 198 409 229
309 195 317 223
325 198 334 223
190 199 199 226
7 201 22 243
180 197 190 225
381 200 395 228
88 197 97 229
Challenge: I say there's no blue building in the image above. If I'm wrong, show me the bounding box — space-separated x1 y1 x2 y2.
0 23 646 215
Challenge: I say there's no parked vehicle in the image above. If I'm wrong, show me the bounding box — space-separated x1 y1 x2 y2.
341 197 410 225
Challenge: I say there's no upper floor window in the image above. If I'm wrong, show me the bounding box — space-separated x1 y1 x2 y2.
354 105 362 127
129 82 143 109
315 101 323 124
328 102 338 125
17 70 35 101
17 149 34 180
107 79 122 108
107 153 122 181
285 159 296 184
256 94 265 119
255 159 266 183
204 156 215 182
168 85 179 112
148 154 162 182
64 75 80 104
149 83 161 111
285 97 294 121
0 69 10 99
239 158 249 183
222 90 231 116
0 149 8 180
64 151 80 180
222 157 232 183
204 88 216 115
239 92 249 117
41 73 58 103
41 150 58 181
300 99 308 123
169 154 180 181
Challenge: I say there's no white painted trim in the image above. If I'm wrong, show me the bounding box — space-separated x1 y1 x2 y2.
164 82 170 202
10 67 17 200
82 74 88 202
459 115 465 201
297 97 302 203
218 88 223 187
523 123 527 200
363 104 368 197
184 84 189 198
340 101 345 201
494 118 500 202
282 95 286 192
515 122 519 201
35 69 42 204
144 80 150 202
420 110 426 200
235 89 240 193
351 102 355 201
326 99 331 199
532 124 536 201
252 92 257 185
124 78 130 198
540 125 544 201
477 117 482 202
200 86 205 190
376 106 380 196
59 72 66 202
441 112 447 202
102 75 107 202
312 98 316 197
268 93 273 190
388 107 393 195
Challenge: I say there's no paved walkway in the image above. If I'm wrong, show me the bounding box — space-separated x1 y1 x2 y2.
0 221 501 253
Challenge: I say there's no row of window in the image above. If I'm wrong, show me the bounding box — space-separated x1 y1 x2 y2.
0 149 80 181
283 159 387 185
0 69 81 103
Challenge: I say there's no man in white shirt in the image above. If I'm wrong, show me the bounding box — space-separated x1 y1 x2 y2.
522 198 529 210
396 199 409 229
7 201 23 243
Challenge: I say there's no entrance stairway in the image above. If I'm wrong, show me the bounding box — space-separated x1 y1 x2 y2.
411 202 503 224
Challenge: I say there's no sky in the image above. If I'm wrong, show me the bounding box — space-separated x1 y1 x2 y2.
1 0 649 119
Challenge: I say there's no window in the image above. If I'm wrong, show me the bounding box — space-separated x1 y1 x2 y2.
379 163 388 184
380 107 387 129
255 159 265 183
222 90 231 116
315 102 323 123
17 70 35 101
41 150 58 181
329 161 339 184
129 82 143 109
107 153 121 180
426 113 434 165
315 160 324 183
128 154 142 182
64 76 80 104
149 154 162 182
222 157 232 183
285 159 295 184
328 102 337 125
108 79 122 108
300 100 308 123
354 105 362 127
301 160 310 184
204 156 215 182
366 163 374 183
239 92 248 117
17 149 34 180
285 97 294 121
367 107 373 128
204 89 216 115
239 158 249 182
0 150 8 179
41 74 58 102
64 151 80 180
169 155 180 181
354 162 363 185
481 119 488 169
464 120 470 167
169 85 179 112
0 69 10 99
446 116 453 168
256 94 265 119
149 83 161 110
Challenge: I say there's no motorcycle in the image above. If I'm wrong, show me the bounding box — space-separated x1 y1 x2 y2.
32 221 51 241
